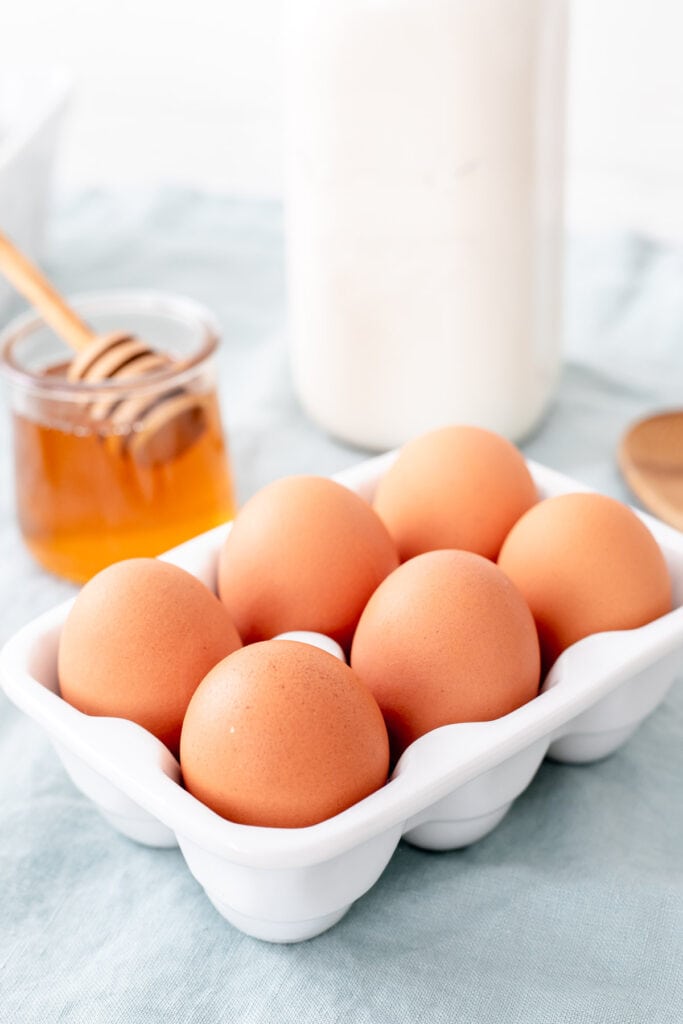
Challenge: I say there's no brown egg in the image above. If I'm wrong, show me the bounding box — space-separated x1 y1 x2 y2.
217 475 399 647
498 492 673 668
58 558 242 755
373 425 538 561
180 639 390 828
350 550 541 758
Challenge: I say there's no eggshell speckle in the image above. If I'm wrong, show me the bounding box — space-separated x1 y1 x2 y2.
217 475 399 647
180 639 390 828
58 558 242 755
498 492 673 668
373 425 538 561
350 550 541 758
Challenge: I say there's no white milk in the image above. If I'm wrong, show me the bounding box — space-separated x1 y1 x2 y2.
284 0 568 450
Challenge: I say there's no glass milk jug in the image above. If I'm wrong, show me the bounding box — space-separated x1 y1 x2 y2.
284 0 568 450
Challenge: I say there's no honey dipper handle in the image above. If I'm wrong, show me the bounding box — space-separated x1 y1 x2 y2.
0 230 95 351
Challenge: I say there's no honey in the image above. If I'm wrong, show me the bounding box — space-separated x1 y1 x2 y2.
1 290 237 582
13 387 235 582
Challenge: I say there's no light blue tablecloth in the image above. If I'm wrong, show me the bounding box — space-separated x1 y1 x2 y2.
1 191 682 1023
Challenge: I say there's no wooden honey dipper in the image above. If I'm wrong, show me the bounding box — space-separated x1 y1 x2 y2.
0 230 208 466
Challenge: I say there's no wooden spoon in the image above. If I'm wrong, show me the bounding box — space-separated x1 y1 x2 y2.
619 412 683 531
0 230 207 465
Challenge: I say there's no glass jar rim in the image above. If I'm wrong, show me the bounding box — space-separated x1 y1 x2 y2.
0 288 220 401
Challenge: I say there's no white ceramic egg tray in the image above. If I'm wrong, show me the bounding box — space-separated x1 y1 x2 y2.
2 454 683 943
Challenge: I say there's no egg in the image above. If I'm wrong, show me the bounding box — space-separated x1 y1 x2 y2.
350 550 541 758
58 558 242 754
498 492 673 668
373 425 538 561
217 475 399 647
180 639 390 828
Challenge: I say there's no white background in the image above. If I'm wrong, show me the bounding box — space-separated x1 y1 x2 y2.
4 0 683 237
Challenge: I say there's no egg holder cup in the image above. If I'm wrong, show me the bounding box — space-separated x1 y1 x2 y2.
2 453 683 943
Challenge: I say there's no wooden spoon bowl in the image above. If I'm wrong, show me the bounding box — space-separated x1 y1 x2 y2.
619 411 683 531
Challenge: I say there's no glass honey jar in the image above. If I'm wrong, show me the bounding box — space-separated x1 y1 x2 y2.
1 291 236 582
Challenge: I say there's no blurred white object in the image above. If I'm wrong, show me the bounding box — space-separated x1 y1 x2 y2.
569 0 683 241
285 0 568 450
0 69 70 316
